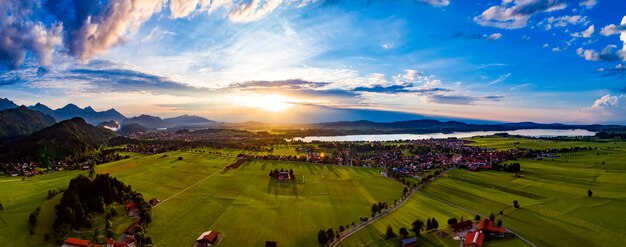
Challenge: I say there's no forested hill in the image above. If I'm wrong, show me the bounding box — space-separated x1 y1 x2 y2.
0 117 115 162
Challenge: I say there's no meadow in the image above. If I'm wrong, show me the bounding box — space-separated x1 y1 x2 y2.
0 149 403 246
340 137 626 247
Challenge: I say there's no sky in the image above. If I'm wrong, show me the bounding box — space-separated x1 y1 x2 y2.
0 0 625 124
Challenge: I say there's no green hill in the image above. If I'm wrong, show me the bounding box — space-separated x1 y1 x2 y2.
0 106 56 141
0 117 116 162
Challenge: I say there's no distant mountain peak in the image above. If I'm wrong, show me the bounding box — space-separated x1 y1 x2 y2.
61 103 81 110
0 98 18 111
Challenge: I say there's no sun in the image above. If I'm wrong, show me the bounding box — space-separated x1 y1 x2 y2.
242 94 292 112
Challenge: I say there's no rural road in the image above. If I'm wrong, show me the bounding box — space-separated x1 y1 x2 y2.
330 189 415 247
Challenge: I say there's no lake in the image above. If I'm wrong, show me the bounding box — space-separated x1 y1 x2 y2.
290 129 596 142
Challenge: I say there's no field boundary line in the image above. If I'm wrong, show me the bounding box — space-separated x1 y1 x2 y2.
415 191 536 247
155 169 221 207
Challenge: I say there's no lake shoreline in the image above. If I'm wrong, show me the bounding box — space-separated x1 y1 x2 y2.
290 129 596 142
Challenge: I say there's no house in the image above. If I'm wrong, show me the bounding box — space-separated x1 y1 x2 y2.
276 172 290 181
149 198 160 206
401 237 418 247
106 237 135 247
194 230 221 247
125 222 139 235
62 237 91 247
450 220 473 232
464 231 485 247
477 219 506 237
125 202 136 210
265 241 277 247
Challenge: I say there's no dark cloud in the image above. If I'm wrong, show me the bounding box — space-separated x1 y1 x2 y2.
352 84 451 94
228 79 330 90
0 1 62 69
451 32 502 41
66 68 206 95
596 64 626 78
426 95 503 105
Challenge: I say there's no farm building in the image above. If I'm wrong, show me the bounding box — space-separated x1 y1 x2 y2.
106 237 135 247
277 171 291 181
401 237 418 247
477 219 506 237
464 231 485 247
450 220 473 232
194 230 221 247
149 198 160 206
62 237 91 247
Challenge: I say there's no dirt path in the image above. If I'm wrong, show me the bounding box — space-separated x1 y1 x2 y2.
155 169 222 207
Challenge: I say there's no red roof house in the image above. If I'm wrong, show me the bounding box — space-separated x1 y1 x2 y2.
64 237 91 247
464 231 485 247
478 219 507 236
450 220 473 232
195 230 221 247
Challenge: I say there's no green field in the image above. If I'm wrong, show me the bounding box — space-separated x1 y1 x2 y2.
2 137 626 247
0 150 403 246
340 137 626 247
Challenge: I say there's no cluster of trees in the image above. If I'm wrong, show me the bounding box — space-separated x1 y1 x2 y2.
426 218 439 231
381 217 440 241
49 173 151 243
317 227 340 246
28 206 41 234
268 168 295 180
46 188 65 199
370 202 389 217
492 162 521 173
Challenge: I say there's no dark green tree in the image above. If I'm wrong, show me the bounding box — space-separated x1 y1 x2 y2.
399 227 409 238
326 227 335 243
385 224 397 239
317 230 328 246
411 220 424 236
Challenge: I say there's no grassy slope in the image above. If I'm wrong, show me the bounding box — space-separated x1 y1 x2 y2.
342 137 626 247
419 137 626 247
0 170 84 246
145 158 403 246
1 149 403 246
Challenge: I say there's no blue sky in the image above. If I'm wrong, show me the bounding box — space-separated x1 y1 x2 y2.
1 0 625 124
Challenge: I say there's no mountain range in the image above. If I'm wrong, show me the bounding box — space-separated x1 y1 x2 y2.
28 103 126 125
0 107 56 141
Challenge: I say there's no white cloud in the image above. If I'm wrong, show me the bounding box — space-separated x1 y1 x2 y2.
600 16 626 36
488 73 511 85
552 46 565 52
542 43 550 48
571 25 594 38
474 0 568 29
487 33 503 40
576 94 626 123
579 0 597 9
541 15 588 30
418 0 450 7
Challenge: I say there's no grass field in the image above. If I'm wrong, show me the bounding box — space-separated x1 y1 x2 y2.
416 138 626 247
1 150 403 246
0 170 85 246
